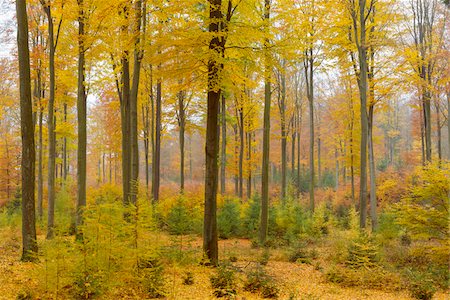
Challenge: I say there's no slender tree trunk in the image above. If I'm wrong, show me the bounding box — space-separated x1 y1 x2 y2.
238 107 244 199
436 100 442 162
356 0 369 229
317 137 321 186
43 3 56 239
178 90 185 193
130 0 143 204
335 148 339 190
152 78 161 203
259 0 271 244
368 105 377 230
220 94 226 194
305 53 315 212
63 103 67 182
247 131 252 199
38 103 43 219
17 0 38 260
233 124 239 196
76 0 87 238
280 71 287 202
447 92 450 161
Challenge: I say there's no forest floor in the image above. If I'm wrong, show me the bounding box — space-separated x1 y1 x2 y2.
0 227 448 300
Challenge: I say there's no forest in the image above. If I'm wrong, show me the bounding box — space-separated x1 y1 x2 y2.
0 0 449 299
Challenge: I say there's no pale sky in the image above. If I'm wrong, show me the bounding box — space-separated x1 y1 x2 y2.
0 0 16 60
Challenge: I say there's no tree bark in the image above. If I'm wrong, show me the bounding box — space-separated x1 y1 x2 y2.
220 94 226 194
17 0 38 260
76 0 87 239
130 0 143 204
259 0 271 244
356 0 369 229
152 78 161 203
305 51 314 212
280 70 287 202
178 89 186 193
42 2 57 239
203 0 223 265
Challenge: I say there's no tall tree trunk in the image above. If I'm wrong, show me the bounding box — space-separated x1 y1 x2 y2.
368 105 377 230
121 53 131 205
447 92 450 161
63 102 67 182
37 102 43 219
291 117 296 182
356 0 369 229
247 131 252 199
280 71 287 202
220 94 226 194
233 124 239 196
305 52 314 212
130 0 143 204
238 106 244 199
335 147 339 190
203 0 224 265
152 78 161 203
76 0 87 238
43 3 56 239
178 90 185 193
368 26 377 231
259 0 271 244
436 100 442 162
17 0 38 260
296 103 301 199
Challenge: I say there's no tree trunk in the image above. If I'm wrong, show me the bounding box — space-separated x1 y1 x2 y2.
280 71 287 202
436 100 441 162
247 131 252 199
238 106 244 199
37 99 43 219
368 105 377 230
178 90 185 193
152 78 161 203
203 0 224 265
220 94 226 194
259 0 271 244
76 0 87 239
130 0 143 204
43 3 56 239
447 92 450 161
305 53 314 212
17 0 38 260
356 0 369 229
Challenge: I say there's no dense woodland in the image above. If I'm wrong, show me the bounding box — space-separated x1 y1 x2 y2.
0 0 449 299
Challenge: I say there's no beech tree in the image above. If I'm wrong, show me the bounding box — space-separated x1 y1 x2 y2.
17 0 38 261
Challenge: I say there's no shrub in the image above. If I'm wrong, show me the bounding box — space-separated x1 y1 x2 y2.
244 265 279 298
406 270 436 300
183 271 194 285
167 202 193 235
139 256 167 298
210 263 238 298
325 265 402 290
346 231 379 269
218 199 241 239
394 162 449 264
242 196 261 238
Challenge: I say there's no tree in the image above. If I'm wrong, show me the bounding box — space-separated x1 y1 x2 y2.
16 0 38 261
40 0 63 239
76 0 87 238
259 0 271 244
203 0 223 265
